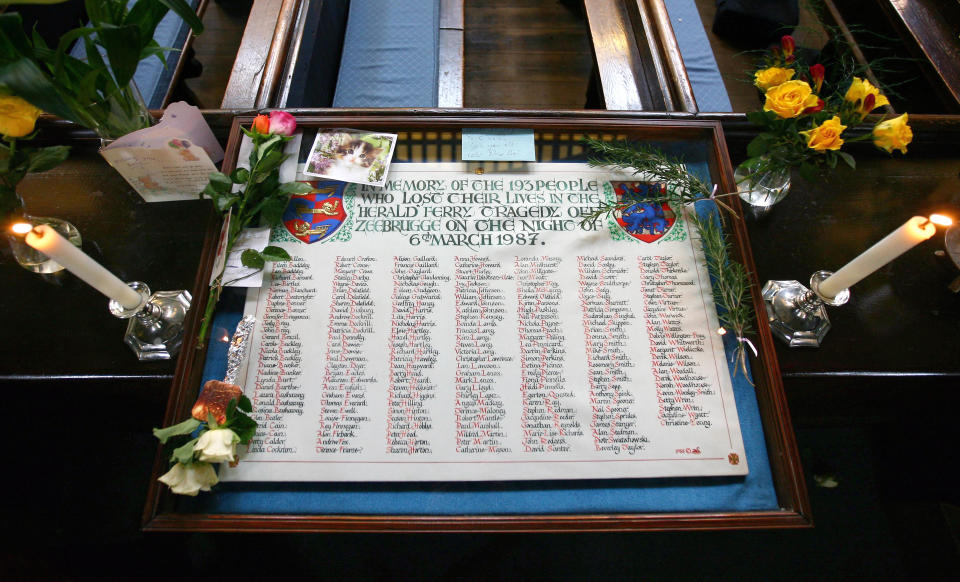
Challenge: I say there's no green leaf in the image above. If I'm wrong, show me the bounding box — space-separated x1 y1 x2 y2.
0 13 32 60
746 110 772 128
240 248 265 270
229 412 258 444
153 417 202 443
26 145 70 173
225 397 239 421
125 0 169 41
257 134 283 158
171 436 199 465
230 167 250 183
259 195 289 227
799 161 818 182
96 23 142 89
156 0 205 34
279 181 314 194
746 135 770 158
254 150 285 180
0 58 76 121
208 171 233 192
238 394 253 413
837 150 856 170
215 194 239 212
259 246 291 262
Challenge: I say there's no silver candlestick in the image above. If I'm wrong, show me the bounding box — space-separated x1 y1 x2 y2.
108 281 192 360
761 270 849 348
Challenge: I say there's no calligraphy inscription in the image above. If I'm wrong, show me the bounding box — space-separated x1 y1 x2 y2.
225 163 748 483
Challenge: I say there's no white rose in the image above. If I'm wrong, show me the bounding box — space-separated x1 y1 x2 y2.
158 462 219 496
194 428 240 463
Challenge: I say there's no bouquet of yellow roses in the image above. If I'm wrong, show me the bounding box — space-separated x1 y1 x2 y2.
743 35 913 189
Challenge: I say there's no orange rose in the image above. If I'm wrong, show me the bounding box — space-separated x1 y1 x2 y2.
763 80 820 119
800 116 847 151
251 114 270 134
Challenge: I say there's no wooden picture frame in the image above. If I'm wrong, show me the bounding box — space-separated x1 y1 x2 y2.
143 111 810 532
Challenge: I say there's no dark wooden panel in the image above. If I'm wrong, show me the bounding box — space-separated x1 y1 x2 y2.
464 0 594 109
0 140 217 384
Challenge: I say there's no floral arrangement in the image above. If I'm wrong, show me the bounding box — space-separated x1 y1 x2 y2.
1 94 70 224
744 35 913 183
154 379 256 496
197 112 312 347
0 0 204 139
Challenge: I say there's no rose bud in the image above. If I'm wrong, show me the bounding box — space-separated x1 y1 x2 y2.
252 114 270 134
781 35 795 58
809 64 825 93
268 111 297 136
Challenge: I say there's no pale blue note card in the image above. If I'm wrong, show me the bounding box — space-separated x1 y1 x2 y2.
461 128 536 161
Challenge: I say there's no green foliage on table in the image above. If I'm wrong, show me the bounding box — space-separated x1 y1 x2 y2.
0 0 203 135
0 137 70 223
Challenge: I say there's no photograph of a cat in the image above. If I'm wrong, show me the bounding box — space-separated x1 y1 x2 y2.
330 139 382 182
305 130 397 186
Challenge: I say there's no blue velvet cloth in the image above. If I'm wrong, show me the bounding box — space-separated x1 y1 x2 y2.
181 157 778 516
68 0 200 109
664 0 733 112
332 0 440 108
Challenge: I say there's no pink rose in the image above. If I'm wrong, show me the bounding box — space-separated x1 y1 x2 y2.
268 111 297 136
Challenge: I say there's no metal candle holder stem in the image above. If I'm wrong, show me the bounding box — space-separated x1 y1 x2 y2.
761 270 849 348
108 281 192 360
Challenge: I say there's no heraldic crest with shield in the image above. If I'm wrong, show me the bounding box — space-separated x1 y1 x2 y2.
610 181 676 243
283 180 348 243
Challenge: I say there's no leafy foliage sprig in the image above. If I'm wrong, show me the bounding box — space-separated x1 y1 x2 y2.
582 138 755 378
688 210 754 378
197 113 312 346
580 137 739 222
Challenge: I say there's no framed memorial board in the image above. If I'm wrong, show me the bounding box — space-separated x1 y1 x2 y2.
143 112 810 532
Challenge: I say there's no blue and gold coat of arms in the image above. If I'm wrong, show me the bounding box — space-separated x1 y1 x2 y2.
611 181 676 243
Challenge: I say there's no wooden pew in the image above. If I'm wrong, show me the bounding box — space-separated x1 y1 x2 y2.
221 0 464 109
583 0 696 111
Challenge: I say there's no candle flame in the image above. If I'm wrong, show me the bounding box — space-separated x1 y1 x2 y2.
10 222 33 235
929 214 952 227
717 327 727 336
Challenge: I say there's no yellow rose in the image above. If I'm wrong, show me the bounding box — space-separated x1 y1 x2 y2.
872 113 913 154
799 116 847 151
0 95 43 138
763 80 820 119
754 67 795 92
844 77 889 116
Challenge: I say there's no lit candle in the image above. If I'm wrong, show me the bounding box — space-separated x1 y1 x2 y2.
818 216 939 299
24 224 143 310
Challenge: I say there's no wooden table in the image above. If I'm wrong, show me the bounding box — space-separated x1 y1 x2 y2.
5 110 957 533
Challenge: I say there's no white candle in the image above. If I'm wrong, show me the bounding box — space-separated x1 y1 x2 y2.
25 224 143 310
818 216 936 298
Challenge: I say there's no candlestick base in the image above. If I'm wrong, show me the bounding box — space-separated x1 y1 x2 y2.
109 282 192 361
761 279 831 347
808 270 850 306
